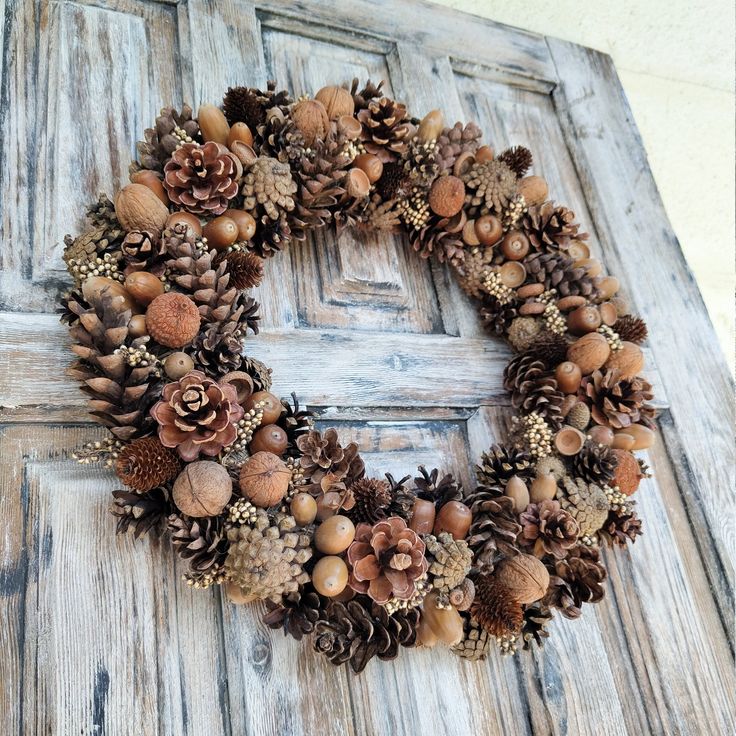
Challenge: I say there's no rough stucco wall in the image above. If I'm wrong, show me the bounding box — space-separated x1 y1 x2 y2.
431 0 735 371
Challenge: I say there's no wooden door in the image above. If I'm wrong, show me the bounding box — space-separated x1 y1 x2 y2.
1 1 733 734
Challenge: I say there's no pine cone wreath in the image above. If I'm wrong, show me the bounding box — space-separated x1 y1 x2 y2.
496 146 533 178
224 512 313 602
466 494 521 568
522 202 586 253
357 96 414 162
461 158 518 216
558 476 610 538
613 315 648 345
599 508 643 547
130 105 200 175
475 444 534 495
111 486 173 538
348 477 392 524
544 545 607 619
263 587 323 640
503 354 565 429
524 252 596 298
115 437 181 492
519 499 580 558
471 573 523 638
313 598 419 673
436 121 483 174
579 369 655 430
163 141 240 215
413 466 463 509
168 513 228 574
451 615 491 660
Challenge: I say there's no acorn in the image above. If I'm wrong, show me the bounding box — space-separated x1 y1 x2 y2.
163 351 194 380
599 301 618 326
557 295 587 312
417 109 444 142
130 170 169 205
567 305 601 335
245 391 283 424
128 314 148 338
312 556 349 597
227 122 254 148
596 276 620 300
500 230 530 260
291 493 318 527
618 424 655 451
517 175 548 206
167 210 202 237
554 426 586 456
291 99 330 145
198 103 230 144
555 361 582 393
239 451 290 508
530 473 557 503
203 216 239 251
474 215 503 246
611 449 643 495
605 341 644 380
567 239 590 260
352 153 383 183
589 426 615 446
566 332 610 375
611 433 635 450
433 500 472 539
145 292 200 348
124 271 165 306
499 261 526 288
428 175 465 218
315 85 355 120
574 258 603 277
172 461 232 517
223 209 257 241
82 277 137 313
249 424 288 455
419 591 464 646
409 498 436 535
315 515 356 554
219 370 254 403
505 475 530 513
475 145 493 163
346 168 371 199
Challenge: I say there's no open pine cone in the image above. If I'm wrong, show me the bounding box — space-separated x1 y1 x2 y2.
519 499 580 559
357 97 413 162
131 105 200 174
296 428 365 498
579 369 655 430
522 201 586 253
543 545 607 619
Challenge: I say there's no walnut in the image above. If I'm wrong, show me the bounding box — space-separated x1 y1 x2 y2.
172 461 232 517
239 451 291 508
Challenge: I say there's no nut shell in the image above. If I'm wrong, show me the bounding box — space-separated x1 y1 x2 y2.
315 515 356 554
219 371 254 403
417 109 444 142
567 332 610 375
555 361 582 393
428 175 465 218
245 391 283 424
238 451 291 508
312 556 349 597
517 175 548 206
292 99 330 146
249 424 288 455
203 216 239 250
605 341 644 380
115 183 170 236
146 292 201 348
172 460 232 517
315 85 355 120
167 211 203 237
124 271 165 306
198 103 230 144
495 554 550 604
554 426 586 456
163 351 194 380
353 153 383 183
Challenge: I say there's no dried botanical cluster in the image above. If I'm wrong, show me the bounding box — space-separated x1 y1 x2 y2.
60 79 655 673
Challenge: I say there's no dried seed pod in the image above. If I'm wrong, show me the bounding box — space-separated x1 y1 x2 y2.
611 449 643 495
198 103 230 144
566 333 610 375
494 554 550 604
517 175 548 206
315 85 355 120
203 216 239 251
315 515 356 554
124 271 165 306
146 292 201 348
555 361 582 393
353 153 383 183
115 183 170 236
173 460 232 517
475 215 503 246
249 424 288 455
500 230 530 260
239 451 291 508
428 175 465 218
568 305 602 335
554 426 586 456
313 556 349 597
223 209 257 241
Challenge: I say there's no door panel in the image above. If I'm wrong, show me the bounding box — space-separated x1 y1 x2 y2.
1 0 733 734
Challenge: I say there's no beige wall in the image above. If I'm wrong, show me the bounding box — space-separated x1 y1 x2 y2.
431 0 735 371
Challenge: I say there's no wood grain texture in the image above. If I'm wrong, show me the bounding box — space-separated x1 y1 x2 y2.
1 0 733 734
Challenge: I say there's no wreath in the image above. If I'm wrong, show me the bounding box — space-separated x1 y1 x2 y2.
60 80 655 672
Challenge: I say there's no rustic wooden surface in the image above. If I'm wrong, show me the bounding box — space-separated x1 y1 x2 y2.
1 0 734 734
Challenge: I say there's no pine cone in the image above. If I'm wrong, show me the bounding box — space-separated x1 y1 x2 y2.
350 78 385 113
87 193 124 233
348 477 392 524
242 355 273 392
407 218 465 265
524 252 596 298
507 316 543 353
579 369 655 430
413 466 463 509
436 122 483 174
521 604 553 650
475 444 534 495
522 202 586 252
572 441 618 486
130 105 200 174
218 251 264 290
599 508 643 547
150 370 244 461
111 486 172 538
263 586 323 640
121 230 167 275
461 159 518 216
168 513 228 573
497 146 533 178
296 428 365 496
346 518 428 604
544 545 607 618
558 477 610 538
613 315 648 345
471 573 523 637
115 437 181 492
521 331 570 367
503 355 565 429
242 156 297 223
451 615 491 660
519 499 579 558
313 597 419 673
189 322 244 377
250 213 295 258
383 473 418 519
276 393 314 457
455 245 495 298
357 97 413 162
225 512 313 602
402 138 440 187
466 495 521 569
163 142 239 215
479 295 518 336
425 532 472 592
223 81 292 130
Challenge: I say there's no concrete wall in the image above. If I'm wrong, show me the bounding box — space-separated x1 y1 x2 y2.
432 0 735 370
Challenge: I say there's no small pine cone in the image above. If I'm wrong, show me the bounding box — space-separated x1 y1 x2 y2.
524 251 596 298
413 466 463 509
357 96 413 162
497 146 533 178
599 508 643 547
558 477 610 538
350 78 385 112
263 587 323 640
522 201 586 253
425 532 473 592
466 495 522 568
111 486 173 538
241 157 298 222
451 615 491 660
479 295 518 336
131 105 200 174
454 245 495 298
579 369 655 430
220 251 264 290
507 316 543 353
121 230 166 274
436 121 483 174
613 315 648 345
168 514 228 574
475 444 534 494
566 402 591 430
521 331 570 367
348 477 392 524
462 158 518 216
375 160 413 201
503 355 566 429
223 86 266 128
115 438 181 493
521 604 553 650
544 545 607 619
519 499 579 559
572 441 619 486
471 573 523 638
242 355 273 393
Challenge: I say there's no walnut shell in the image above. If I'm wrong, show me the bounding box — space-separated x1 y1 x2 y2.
130 170 169 205
239 451 291 508
115 183 169 236
567 332 610 375
172 461 232 517
495 553 550 604
605 341 644 380
428 175 465 218
146 292 201 348
292 99 330 146
314 85 355 120
517 175 548 206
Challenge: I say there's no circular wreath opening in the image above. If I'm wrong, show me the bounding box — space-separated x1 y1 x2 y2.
61 79 655 673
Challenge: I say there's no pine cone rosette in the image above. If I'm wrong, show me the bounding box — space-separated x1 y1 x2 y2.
357 96 413 162
163 141 240 215
296 428 365 497
150 370 244 461
519 499 579 559
346 517 429 604
522 202 586 253
579 369 655 430
544 545 607 619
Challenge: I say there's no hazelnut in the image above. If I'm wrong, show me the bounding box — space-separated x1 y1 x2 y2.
198 103 230 144
146 292 201 348
172 461 232 517
249 424 288 455
555 361 582 393
433 500 472 539
353 153 383 184
428 175 465 218
239 451 291 508
346 168 371 199
589 426 615 446
128 314 148 338
315 85 355 120
124 271 165 306
163 351 194 380
409 498 436 535
475 145 493 162
203 216 239 250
